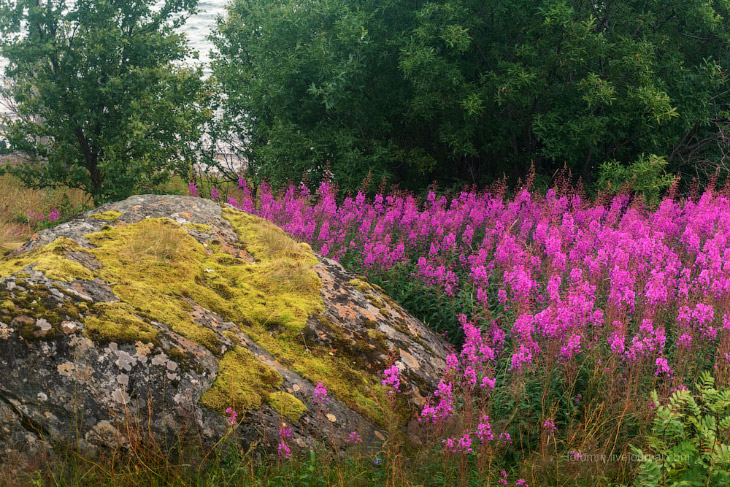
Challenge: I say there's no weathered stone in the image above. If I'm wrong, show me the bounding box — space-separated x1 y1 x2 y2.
60 321 80 334
0 195 448 467
34 318 52 338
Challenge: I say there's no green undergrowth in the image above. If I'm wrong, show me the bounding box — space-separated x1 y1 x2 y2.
7 443 400 487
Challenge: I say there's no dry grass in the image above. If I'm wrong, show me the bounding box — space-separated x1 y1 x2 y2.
0 172 88 255
125 218 191 262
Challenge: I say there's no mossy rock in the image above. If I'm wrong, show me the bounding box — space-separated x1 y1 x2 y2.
0 195 449 463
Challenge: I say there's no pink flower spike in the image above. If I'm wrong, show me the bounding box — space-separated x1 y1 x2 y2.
279 425 292 440
543 418 557 434
225 407 237 425
381 364 401 393
188 182 198 197
277 442 291 459
313 382 328 404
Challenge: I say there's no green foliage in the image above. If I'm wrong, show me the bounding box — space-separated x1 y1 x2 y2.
0 0 211 204
210 0 409 191
598 154 676 205
632 372 730 487
212 0 730 192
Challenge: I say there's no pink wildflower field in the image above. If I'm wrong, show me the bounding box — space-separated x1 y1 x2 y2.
193 178 730 483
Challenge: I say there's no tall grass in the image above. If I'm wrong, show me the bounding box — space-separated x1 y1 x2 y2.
0 172 88 255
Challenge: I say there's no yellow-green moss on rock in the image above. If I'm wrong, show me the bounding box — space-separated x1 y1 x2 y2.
217 209 323 331
81 215 325 348
84 218 221 351
183 223 211 232
0 237 95 282
85 302 158 344
222 210 387 421
90 210 122 221
267 391 307 422
200 346 282 413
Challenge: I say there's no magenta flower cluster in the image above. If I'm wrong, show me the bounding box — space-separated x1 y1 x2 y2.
225 407 237 425
206 180 730 479
277 424 293 459
28 208 60 223
220 182 730 390
381 364 401 393
313 382 328 404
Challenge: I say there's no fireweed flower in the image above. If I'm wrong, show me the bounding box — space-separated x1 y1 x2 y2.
445 353 459 373
655 357 674 377
481 376 496 390
277 442 291 459
499 470 509 486
225 407 237 425
347 431 361 444
442 432 473 453
279 424 292 440
313 382 328 404
457 433 473 453
211 180 730 440
419 380 454 422
476 415 494 443
48 209 60 222
543 418 556 435
381 365 401 393
188 182 199 197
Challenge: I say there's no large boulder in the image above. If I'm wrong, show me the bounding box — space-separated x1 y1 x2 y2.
0 195 448 467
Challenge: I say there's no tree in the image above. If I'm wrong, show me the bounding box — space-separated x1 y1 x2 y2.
0 0 210 204
212 0 730 192
211 0 419 192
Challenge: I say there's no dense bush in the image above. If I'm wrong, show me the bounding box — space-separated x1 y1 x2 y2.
211 0 730 192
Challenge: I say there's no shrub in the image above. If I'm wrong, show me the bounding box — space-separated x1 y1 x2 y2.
632 372 730 487
597 154 675 205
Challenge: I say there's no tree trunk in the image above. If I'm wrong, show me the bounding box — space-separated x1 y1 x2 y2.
76 128 102 203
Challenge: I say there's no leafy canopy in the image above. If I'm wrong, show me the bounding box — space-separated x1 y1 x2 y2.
0 0 210 204
212 0 730 192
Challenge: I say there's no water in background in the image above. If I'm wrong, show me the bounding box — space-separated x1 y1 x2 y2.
186 0 227 68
